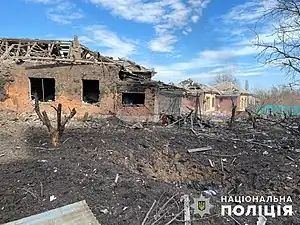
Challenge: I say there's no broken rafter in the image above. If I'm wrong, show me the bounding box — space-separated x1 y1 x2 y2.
25 42 37 57
1 43 16 59
15 56 119 65
16 43 21 57
48 42 55 56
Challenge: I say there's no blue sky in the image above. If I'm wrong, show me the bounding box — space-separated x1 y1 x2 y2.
0 0 292 89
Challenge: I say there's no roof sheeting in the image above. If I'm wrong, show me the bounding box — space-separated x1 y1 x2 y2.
4 200 100 225
214 82 249 95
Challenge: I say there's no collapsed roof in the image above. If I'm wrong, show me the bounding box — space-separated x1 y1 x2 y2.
214 82 250 95
177 78 220 94
0 36 155 77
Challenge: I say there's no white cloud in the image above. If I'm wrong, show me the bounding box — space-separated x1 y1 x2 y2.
46 1 84 24
188 0 211 9
144 40 264 83
222 0 276 25
191 15 199 23
149 34 177 52
26 0 83 24
80 25 136 58
152 62 266 83
89 0 211 53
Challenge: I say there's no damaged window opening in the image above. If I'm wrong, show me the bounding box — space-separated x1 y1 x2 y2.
82 79 100 104
122 93 145 106
30 78 55 102
119 71 126 80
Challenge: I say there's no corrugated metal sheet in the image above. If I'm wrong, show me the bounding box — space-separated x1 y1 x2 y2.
4 200 101 225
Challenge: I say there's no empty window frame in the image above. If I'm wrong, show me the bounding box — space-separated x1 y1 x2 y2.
122 93 145 106
82 79 100 104
30 78 55 102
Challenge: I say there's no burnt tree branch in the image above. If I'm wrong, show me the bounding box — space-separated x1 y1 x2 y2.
34 94 76 146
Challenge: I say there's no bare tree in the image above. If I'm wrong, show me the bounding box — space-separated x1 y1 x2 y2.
254 85 300 107
255 0 300 81
214 74 238 85
34 94 76 146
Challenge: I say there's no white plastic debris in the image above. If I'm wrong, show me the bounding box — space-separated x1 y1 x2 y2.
123 206 128 211
38 160 47 163
204 190 217 196
100 209 109 214
257 215 267 225
208 159 215 167
115 174 120 183
50 195 56 202
263 151 269 155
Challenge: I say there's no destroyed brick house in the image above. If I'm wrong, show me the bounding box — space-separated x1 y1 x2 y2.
214 82 253 115
177 79 220 113
0 36 184 122
178 79 254 115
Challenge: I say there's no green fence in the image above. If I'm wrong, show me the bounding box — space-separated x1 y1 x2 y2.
256 104 300 116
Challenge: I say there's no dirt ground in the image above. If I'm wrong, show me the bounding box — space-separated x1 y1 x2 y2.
0 109 299 225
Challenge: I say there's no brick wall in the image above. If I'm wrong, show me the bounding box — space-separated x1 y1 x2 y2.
0 61 156 120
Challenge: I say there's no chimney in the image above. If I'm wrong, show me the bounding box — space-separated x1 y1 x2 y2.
245 80 249 91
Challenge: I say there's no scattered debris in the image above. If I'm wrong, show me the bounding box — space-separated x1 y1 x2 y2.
187 146 212 153
49 195 56 202
131 123 143 129
100 209 109 214
208 159 215 168
0 111 299 225
114 173 120 183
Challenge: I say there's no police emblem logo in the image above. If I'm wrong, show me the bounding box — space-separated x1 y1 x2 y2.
191 194 214 218
198 201 206 211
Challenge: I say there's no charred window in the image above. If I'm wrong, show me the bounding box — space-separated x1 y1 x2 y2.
122 93 145 106
82 80 100 104
30 78 55 102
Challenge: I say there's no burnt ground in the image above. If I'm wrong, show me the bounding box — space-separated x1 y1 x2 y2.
0 109 299 225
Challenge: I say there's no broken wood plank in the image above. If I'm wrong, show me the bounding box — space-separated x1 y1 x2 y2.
25 42 37 57
246 140 273 149
0 43 16 59
12 56 118 65
187 146 212 153
182 195 191 225
203 153 242 158
141 200 157 225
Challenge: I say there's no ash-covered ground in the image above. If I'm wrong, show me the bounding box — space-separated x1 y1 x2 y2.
0 110 299 225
